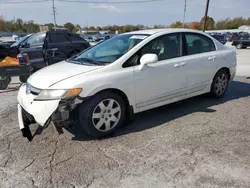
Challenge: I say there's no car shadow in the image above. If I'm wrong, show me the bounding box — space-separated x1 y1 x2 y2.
66 79 250 141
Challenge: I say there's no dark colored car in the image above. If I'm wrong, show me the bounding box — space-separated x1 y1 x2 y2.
210 34 227 45
232 35 250 49
6 30 90 69
0 42 12 61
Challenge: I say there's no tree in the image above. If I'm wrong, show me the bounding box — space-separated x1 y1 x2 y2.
64 22 75 32
189 22 200 30
200 16 215 30
44 23 54 31
0 17 6 31
170 21 183 28
89 26 95 30
16 18 23 31
96 26 102 31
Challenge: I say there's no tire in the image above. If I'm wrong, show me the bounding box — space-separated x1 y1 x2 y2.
77 91 126 138
236 44 243 49
6 76 11 85
19 75 29 83
210 69 229 98
0 80 8 90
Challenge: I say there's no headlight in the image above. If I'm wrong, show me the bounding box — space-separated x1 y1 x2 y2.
34 88 82 101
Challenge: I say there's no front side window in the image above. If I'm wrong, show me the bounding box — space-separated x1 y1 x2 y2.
123 33 182 67
26 32 46 46
71 34 149 65
185 33 215 55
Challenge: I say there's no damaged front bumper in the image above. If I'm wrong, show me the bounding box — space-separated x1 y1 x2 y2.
17 84 81 140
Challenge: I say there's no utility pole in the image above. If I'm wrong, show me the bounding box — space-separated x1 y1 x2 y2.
182 0 187 28
202 0 210 32
52 0 57 30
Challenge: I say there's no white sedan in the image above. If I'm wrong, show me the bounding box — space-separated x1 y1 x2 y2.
17 29 236 140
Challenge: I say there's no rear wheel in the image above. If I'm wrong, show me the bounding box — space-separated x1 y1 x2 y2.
210 69 229 98
0 77 11 90
77 91 126 138
236 44 243 49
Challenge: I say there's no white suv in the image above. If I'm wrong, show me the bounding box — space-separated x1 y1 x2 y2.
17 29 237 140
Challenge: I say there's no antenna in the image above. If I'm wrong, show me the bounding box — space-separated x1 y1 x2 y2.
52 0 57 30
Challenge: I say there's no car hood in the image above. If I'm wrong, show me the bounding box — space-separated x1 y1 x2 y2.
28 61 102 89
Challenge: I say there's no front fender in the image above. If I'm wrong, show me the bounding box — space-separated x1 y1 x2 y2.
80 83 135 106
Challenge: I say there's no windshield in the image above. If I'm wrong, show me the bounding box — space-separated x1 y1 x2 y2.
10 34 32 47
71 34 149 65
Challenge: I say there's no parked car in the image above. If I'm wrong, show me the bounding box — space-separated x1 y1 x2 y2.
17 29 236 140
210 34 227 45
0 42 12 61
6 30 90 70
89 37 104 46
232 35 250 49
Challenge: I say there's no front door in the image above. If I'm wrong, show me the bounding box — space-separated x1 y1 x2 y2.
132 33 187 109
19 32 46 68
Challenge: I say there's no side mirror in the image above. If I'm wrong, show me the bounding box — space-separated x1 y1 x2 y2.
21 42 30 48
139 54 158 71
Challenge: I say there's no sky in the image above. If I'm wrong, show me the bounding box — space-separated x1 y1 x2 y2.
0 0 250 27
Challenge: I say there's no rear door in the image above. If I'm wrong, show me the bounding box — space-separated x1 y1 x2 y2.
48 33 71 57
19 32 46 68
183 32 219 93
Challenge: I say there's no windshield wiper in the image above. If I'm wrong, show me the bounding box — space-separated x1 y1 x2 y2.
73 57 105 65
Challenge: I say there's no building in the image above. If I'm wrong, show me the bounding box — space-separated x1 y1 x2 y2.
238 25 250 30
39 25 49 32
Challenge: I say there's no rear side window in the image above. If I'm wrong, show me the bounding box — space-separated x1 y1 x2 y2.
50 34 69 43
185 33 215 55
68 34 85 42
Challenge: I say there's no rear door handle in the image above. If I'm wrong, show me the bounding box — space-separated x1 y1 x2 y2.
208 56 216 61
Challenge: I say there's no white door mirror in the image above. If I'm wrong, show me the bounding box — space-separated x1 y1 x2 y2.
139 54 158 71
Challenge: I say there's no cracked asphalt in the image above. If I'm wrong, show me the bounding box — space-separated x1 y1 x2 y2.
0 50 250 188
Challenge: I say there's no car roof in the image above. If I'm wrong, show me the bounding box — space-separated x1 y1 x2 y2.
127 28 203 35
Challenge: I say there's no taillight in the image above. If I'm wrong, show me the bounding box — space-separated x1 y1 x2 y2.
17 53 29 65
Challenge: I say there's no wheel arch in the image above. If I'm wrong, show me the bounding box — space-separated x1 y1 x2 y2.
85 88 134 122
219 67 231 80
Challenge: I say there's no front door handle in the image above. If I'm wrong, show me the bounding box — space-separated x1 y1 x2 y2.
180 62 186 67
174 64 182 68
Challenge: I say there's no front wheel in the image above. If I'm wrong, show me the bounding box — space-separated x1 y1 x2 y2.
210 69 229 98
77 91 126 138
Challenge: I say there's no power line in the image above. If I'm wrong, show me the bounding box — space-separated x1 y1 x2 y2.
58 0 164 4
0 0 164 3
0 0 49 3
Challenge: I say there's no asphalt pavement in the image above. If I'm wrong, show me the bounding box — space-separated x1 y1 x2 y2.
0 49 249 188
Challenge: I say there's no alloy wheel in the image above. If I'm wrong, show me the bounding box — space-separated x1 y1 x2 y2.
214 73 228 96
236 44 242 49
92 99 121 132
